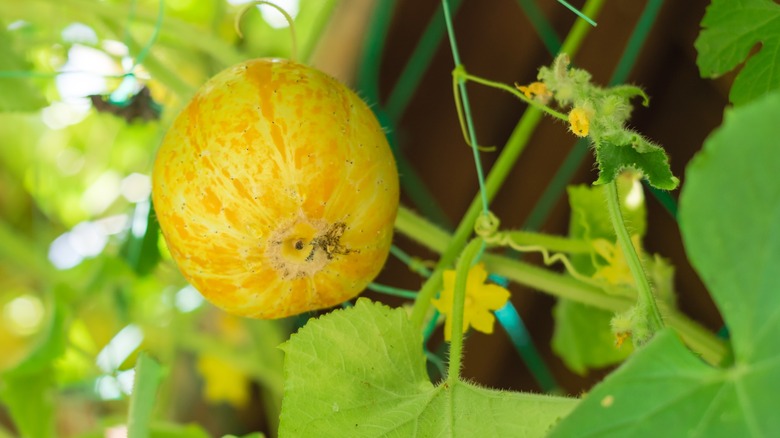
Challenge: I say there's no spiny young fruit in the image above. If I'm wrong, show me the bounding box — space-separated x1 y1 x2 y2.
152 59 399 319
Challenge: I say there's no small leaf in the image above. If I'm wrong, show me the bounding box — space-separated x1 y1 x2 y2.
593 137 679 190
279 299 577 437
695 0 780 105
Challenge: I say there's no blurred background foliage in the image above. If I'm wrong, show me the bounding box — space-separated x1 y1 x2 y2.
0 0 337 436
0 0 727 436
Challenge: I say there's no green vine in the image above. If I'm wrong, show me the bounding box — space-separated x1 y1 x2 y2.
446 238 484 383
407 36 681 355
603 180 664 344
394 206 728 365
409 0 607 330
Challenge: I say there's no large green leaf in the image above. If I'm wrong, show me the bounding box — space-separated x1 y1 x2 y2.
680 91 780 366
551 89 780 436
696 0 780 106
279 299 576 437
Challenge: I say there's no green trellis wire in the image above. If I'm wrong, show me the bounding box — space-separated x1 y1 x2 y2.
442 0 490 217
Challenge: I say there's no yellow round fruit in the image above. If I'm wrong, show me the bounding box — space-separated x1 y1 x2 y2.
152 59 399 319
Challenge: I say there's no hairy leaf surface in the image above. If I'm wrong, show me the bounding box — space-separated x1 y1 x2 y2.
280 299 576 437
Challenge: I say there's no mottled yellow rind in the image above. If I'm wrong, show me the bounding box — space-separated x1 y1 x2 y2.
152 59 399 319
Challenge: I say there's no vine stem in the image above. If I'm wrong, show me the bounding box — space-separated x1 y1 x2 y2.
447 238 484 384
395 205 728 366
455 70 569 121
603 180 665 332
443 0 489 213
367 282 418 299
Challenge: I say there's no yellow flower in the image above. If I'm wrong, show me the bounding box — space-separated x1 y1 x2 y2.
568 107 590 137
592 235 643 286
516 81 552 104
432 263 510 341
196 354 250 408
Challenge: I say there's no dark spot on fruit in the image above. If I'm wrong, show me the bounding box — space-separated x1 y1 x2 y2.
295 240 304 250
310 222 356 260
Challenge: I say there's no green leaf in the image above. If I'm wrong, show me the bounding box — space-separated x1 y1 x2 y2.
567 181 647 245
695 0 780 105
551 89 780 436
279 299 576 437
128 353 165 438
680 90 780 365
593 137 679 190
552 301 633 374
550 330 736 437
